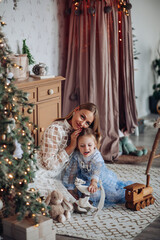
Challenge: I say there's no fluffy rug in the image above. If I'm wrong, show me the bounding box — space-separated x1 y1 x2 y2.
53 164 160 240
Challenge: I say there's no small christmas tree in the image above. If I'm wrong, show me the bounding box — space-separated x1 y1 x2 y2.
0 17 47 227
22 39 35 65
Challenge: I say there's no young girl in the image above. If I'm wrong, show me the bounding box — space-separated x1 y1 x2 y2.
31 103 101 199
63 128 132 206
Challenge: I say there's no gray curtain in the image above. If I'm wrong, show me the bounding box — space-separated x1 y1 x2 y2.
58 0 138 162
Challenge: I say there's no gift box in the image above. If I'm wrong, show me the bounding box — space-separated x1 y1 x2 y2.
9 54 29 80
2 215 56 240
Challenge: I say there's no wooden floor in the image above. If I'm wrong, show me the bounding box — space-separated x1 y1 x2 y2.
57 114 160 240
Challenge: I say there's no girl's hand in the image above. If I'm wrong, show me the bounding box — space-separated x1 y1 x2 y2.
88 179 98 193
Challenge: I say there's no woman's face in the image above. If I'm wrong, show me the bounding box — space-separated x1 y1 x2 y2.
78 135 96 157
71 108 94 130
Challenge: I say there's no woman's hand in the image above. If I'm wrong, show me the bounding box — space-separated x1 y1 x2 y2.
88 179 98 193
65 129 82 155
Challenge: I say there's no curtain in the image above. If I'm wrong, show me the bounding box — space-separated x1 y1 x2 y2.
58 0 138 162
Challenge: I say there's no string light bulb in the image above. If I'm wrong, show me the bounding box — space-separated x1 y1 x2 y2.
8 174 13 179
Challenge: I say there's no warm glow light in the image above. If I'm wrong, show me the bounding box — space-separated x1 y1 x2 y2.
8 174 13 179
26 202 30 205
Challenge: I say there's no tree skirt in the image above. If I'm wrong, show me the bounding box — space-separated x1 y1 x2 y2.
53 164 160 240
116 147 151 164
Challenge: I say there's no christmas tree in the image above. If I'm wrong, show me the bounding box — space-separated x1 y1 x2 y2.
22 39 35 65
0 17 47 226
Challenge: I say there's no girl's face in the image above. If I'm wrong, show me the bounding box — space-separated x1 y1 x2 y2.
78 135 96 157
71 108 94 130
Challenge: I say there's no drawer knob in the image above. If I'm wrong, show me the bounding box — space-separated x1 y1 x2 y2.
48 89 54 95
40 127 45 132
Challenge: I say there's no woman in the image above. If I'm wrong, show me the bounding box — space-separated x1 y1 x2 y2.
31 103 101 200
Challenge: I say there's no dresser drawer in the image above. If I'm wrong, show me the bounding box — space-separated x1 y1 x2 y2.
37 82 61 102
24 87 36 103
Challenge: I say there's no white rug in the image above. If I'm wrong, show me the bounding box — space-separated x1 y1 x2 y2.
53 164 160 240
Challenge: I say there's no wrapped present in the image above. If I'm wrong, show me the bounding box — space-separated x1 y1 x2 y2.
9 54 29 80
2 215 56 240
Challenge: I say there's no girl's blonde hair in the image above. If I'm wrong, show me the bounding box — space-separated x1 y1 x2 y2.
56 102 101 147
78 128 101 149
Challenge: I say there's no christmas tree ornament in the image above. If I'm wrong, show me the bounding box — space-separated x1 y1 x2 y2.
13 139 23 159
27 108 33 114
0 199 3 210
7 72 14 80
2 134 6 141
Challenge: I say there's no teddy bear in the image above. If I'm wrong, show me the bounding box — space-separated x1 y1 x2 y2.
119 136 148 156
45 190 73 223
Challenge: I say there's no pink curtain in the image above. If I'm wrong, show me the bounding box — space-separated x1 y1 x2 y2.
58 0 138 162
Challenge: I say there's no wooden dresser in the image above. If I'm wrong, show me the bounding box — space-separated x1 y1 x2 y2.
15 76 65 145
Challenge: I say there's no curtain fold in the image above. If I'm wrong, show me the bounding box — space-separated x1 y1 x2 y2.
119 9 138 133
59 0 138 162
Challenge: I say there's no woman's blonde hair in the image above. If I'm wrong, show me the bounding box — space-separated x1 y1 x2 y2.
56 102 101 147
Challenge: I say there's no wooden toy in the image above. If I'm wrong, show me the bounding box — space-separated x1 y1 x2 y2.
75 178 97 212
124 179 155 211
124 118 160 211
74 178 105 216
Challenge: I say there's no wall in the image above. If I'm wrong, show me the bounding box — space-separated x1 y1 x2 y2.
0 0 59 75
1 0 160 117
130 0 160 118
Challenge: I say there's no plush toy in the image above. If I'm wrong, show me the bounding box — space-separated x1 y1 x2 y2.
45 190 73 223
119 136 148 156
